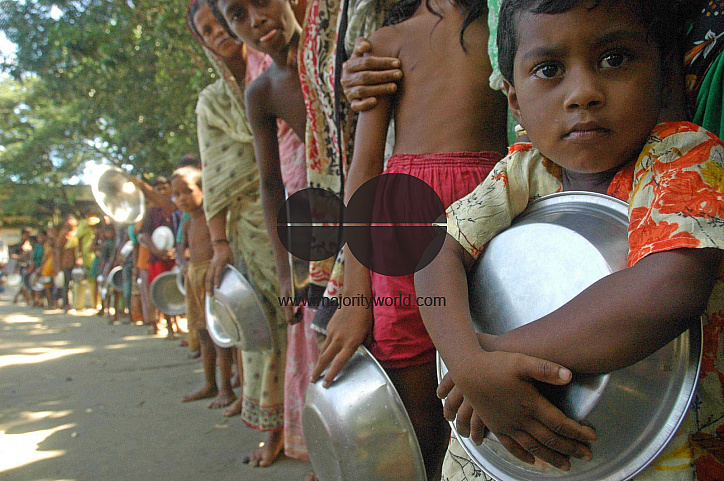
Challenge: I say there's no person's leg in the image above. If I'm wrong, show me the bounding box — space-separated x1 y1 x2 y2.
208 345 236 408
386 361 451 481
63 267 73 310
182 329 220 402
223 347 244 417
138 269 154 330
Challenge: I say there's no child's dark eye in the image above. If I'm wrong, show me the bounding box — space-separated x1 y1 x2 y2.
600 52 628 69
532 63 563 79
229 7 245 22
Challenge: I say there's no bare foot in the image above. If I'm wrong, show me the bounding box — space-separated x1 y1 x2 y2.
182 384 218 403
222 397 243 417
166 333 177 340
249 430 284 467
207 390 237 409
304 473 319 481
188 350 201 359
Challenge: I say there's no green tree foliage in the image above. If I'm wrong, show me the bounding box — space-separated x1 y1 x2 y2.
0 0 213 182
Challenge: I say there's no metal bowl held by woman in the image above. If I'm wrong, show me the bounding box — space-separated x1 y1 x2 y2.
304 347 426 481
91 165 145 224
438 192 701 481
205 296 233 348
149 270 186 316
205 264 271 352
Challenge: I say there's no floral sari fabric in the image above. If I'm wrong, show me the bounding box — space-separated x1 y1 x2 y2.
444 121 724 480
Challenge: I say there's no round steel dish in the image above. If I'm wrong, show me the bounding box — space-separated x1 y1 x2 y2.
91 166 145 225
107 266 124 292
29 273 45 292
6 272 22 287
205 295 233 348
71 267 87 283
151 226 174 251
149 271 186 316
304 347 426 481
120 240 134 260
206 264 271 352
438 192 702 481
176 269 186 296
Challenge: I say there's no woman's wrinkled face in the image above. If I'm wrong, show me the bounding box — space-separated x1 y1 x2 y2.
193 3 243 60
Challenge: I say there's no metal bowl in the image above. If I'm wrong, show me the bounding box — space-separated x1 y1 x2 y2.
120 240 134 260
151 226 174 251
176 269 186 296
91 165 145 225
107 266 124 292
205 295 233 348
71 267 87 282
6 272 22 287
438 192 701 481
304 347 426 481
205 264 271 352
29 272 45 292
149 271 186 316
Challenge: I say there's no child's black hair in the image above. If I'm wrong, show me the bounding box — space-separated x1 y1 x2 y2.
383 0 488 52
497 0 694 84
171 166 203 189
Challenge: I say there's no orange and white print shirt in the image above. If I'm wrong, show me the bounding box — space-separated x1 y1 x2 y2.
443 121 724 480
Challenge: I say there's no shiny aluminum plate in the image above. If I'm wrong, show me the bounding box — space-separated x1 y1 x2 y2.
91 166 145 225
438 192 701 481
304 346 426 481
206 295 234 348
149 270 186 316
207 264 271 352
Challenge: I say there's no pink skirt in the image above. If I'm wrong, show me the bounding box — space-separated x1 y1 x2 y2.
369 151 502 369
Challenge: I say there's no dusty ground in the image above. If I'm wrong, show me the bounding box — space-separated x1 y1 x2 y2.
0 289 312 481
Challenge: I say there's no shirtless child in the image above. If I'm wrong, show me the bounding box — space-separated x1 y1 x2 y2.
173 167 237 409
308 0 510 478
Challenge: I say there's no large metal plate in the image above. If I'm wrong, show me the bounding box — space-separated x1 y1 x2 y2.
208 264 272 352
91 166 145 225
149 271 186 316
438 192 701 481
304 347 426 481
206 295 234 348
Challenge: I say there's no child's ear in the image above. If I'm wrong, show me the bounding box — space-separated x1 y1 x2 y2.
503 80 523 125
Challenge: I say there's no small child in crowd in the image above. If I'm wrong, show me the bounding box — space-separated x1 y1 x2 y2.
415 0 724 479
308 0 508 477
173 166 238 409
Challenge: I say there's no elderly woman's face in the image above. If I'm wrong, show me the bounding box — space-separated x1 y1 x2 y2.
193 3 243 61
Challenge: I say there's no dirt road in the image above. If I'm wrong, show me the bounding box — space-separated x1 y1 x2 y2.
0 292 312 481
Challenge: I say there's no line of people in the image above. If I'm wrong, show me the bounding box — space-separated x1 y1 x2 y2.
181 0 724 480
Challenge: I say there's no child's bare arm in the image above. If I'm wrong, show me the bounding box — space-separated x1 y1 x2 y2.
245 78 300 324
492 247 721 372
416 235 597 470
310 91 393 387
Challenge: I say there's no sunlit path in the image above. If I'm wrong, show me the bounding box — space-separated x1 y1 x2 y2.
0 289 311 481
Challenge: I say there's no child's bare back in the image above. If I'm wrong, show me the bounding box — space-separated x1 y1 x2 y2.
369 0 508 155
